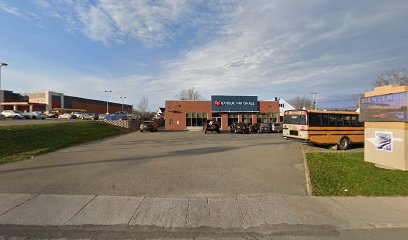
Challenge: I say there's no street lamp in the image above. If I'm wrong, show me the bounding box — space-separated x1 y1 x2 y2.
104 90 112 114
120 96 127 112
0 63 8 112
0 63 8 91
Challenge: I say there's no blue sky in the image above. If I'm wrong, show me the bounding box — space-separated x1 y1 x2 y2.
0 0 407 110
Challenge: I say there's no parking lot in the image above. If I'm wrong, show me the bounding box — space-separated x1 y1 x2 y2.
0 131 306 197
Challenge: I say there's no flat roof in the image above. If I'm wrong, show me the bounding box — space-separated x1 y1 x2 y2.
0 102 46 106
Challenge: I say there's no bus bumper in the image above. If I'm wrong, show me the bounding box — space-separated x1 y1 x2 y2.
283 136 309 143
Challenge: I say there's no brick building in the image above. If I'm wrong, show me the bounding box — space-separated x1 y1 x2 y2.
165 95 279 130
0 90 132 113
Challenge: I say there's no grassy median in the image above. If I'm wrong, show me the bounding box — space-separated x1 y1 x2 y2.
0 121 130 164
307 152 408 196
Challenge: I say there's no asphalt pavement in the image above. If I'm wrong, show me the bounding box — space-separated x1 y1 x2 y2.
0 132 306 197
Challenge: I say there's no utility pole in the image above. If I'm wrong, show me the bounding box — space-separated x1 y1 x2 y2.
104 90 112 114
311 93 318 110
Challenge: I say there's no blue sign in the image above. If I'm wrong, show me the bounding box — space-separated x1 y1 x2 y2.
211 95 259 112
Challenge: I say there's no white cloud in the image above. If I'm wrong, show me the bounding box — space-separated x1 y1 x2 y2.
0 2 20 16
146 0 408 104
34 0 194 45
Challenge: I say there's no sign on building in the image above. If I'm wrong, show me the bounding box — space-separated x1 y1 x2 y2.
211 96 259 112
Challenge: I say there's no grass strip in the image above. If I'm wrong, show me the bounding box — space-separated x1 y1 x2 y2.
307 152 408 196
0 121 130 164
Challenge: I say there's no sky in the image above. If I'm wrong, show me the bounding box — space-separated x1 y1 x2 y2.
0 0 407 110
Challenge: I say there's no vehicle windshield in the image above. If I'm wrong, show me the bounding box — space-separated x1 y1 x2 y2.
284 115 307 125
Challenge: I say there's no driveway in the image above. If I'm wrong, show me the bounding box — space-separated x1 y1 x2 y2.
0 131 306 197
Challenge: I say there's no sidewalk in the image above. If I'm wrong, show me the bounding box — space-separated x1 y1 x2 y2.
0 193 407 230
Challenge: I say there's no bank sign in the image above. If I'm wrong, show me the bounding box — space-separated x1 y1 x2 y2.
211 95 259 112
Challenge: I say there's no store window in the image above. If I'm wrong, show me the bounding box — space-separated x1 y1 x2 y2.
243 113 252 124
186 112 207 127
228 113 238 126
257 113 277 123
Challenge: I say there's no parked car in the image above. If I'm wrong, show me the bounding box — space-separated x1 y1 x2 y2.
0 113 5 120
249 123 261 133
58 113 72 119
46 111 60 118
140 121 158 132
203 120 220 134
81 113 98 120
22 112 47 119
229 122 250 134
1 110 24 119
257 123 272 133
271 122 283 133
71 112 84 119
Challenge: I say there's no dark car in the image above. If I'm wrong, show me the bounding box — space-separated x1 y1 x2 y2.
257 123 272 133
140 121 158 132
203 120 220 134
229 122 250 134
249 123 261 133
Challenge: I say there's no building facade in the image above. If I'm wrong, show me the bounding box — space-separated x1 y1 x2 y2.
165 95 279 131
0 90 132 113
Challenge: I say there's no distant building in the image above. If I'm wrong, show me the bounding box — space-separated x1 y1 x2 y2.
165 95 279 131
0 90 132 113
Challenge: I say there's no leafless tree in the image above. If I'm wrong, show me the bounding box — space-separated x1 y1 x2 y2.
137 96 149 113
288 96 312 110
352 93 364 108
372 68 408 87
175 87 203 100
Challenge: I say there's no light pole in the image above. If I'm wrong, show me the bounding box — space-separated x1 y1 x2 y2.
120 96 127 112
104 90 112 114
0 63 7 91
0 63 8 112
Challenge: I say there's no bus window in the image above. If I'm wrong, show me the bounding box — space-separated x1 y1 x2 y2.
351 115 358 126
284 114 306 125
344 115 351 126
329 114 336 126
322 114 329 125
337 114 344 126
309 113 322 126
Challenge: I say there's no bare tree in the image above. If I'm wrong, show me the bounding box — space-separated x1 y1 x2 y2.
352 93 364 108
288 96 312 110
372 68 408 87
175 87 203 100
137 97 149 113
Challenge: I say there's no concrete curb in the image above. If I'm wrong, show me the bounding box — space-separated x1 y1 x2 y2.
300 144 313 196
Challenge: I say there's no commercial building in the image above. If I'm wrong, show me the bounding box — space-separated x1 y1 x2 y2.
0 90 132 113
165 95 279 131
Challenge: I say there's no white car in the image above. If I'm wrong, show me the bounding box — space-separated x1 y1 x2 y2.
23 112 47 119
71 112 84 119
1 110 24 119
58 113 72 119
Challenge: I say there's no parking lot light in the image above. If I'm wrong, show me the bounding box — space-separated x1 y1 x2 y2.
104 90 112 114
120 96 127 112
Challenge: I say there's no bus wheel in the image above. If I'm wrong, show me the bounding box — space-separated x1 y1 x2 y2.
338 137 350 150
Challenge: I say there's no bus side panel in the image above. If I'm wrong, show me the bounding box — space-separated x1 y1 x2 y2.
308 127 364 145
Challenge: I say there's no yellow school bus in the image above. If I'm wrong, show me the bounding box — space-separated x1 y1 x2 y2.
282 110 364 150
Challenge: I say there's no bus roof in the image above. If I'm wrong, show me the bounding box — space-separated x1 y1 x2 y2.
285 109 359 115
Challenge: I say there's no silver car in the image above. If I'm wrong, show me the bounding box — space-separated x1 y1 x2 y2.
271 122 283 133
1 110 24 119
